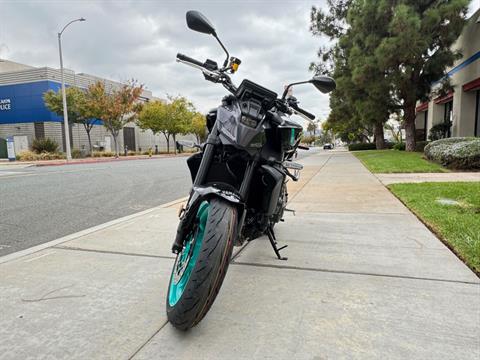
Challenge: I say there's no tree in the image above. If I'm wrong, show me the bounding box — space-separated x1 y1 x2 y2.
137 100 171 152
306 121 318 135
375 0 469 151
85 80 143 157
43 87 97 153
137 96 196 153
168 96 195 154
190 112 207 144
311 0 394 149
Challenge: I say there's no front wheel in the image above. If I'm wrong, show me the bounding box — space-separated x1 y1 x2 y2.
166 198 237 330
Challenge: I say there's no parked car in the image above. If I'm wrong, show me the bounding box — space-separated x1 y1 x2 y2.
323 143 333 150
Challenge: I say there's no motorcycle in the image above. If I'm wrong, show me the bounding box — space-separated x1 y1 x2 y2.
167 10 336 330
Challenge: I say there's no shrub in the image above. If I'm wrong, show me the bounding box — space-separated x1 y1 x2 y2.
16 150 65 161
348 143 376 151
428 122 452 141
92 151 115 157
384 141 394 149
424 137 480 170
415 141 429 152
37 152 65 160
71 149 86 159
393 142 405 151
31 137 59 153
16 150 38 161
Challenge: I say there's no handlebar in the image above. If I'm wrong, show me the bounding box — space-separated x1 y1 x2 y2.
176 52 316 123
290 104 315 120
176 53 204 67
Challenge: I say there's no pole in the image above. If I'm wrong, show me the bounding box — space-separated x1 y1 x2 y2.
57 18 85 161
58 32 72 160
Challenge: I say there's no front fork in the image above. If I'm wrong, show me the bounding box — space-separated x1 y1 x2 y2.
171 124 257 253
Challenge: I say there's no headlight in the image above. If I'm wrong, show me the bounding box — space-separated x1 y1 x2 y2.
240 116 257 128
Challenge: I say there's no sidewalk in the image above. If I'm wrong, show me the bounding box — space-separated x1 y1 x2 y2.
375 171 480 185
0 151 478 359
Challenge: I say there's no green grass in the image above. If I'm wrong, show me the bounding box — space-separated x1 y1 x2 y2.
389 182 480 274
353 150 448 173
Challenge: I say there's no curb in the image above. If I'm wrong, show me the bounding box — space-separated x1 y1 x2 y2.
0 153 194 168
34 153 193 167
0 196 188 265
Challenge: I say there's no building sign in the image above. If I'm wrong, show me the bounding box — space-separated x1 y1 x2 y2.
0 98 11 111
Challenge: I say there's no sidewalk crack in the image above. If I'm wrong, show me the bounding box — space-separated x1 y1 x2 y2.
128 320 169 359
231 261 480 285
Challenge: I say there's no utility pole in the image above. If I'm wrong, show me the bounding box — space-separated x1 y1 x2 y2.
58 17 86 160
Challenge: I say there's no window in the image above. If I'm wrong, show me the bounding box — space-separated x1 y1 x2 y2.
476 90 480 137
444 101 453 138
424 110 428 141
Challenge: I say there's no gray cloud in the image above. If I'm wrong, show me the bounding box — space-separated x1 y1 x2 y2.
1 0 333 125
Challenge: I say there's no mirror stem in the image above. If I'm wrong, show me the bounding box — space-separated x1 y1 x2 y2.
281 80 310 100
213 33 230 68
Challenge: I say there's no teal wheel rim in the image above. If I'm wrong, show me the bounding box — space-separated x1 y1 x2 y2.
168 201 210 306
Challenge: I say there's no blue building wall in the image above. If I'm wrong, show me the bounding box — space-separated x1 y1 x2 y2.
0 81 64 124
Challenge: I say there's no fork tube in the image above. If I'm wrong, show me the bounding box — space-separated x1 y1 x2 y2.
239 159 257 200
193 144 214 186
193 123 219 187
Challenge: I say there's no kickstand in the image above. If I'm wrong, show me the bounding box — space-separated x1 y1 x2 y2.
266 226 288 260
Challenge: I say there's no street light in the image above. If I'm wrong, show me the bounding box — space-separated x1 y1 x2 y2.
58 17 86 161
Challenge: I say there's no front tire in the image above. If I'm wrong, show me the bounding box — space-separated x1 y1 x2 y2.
166 198 237 330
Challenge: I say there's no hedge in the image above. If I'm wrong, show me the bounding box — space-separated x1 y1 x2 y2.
424 137 480 170
348 143 376 151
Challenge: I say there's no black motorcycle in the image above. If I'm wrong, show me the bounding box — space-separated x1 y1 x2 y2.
167 10 335 330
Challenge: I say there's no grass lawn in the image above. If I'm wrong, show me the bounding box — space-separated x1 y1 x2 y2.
353 150 448 173
389 182 480 274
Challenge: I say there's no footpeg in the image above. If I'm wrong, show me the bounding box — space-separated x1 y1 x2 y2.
284 208 296 216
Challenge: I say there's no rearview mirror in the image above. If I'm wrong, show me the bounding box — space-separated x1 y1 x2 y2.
310 76 336 94
186 10 216 35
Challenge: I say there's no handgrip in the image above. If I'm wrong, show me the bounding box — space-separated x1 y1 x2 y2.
176 53 204 67
292 105 315 120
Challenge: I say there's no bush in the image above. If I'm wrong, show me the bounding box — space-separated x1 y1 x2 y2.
393 142 405 151
71 149 86 159
415 141 429 152
428 122 452 141
31 137 59 153
92 151 115 157
424 137 480 170
37 152 66 160
16 150 38 161
348 143 376 151
16 150 65 161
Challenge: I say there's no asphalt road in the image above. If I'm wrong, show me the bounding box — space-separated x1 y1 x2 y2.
0 148 321 257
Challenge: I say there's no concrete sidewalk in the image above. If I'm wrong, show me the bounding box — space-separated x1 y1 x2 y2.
0 151 478 359
376 172 480 185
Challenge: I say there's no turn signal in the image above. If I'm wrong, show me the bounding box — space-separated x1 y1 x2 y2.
230 57 241 73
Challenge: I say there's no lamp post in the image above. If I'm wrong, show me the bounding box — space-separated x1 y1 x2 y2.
58 17 86 161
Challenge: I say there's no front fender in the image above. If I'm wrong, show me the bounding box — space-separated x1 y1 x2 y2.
171 186 244 253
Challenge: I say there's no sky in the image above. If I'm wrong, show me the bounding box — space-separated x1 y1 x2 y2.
1 0 478 127
0 0 332 126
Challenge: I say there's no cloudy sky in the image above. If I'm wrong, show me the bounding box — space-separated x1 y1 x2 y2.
0 0 333 126
1 1 478 126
